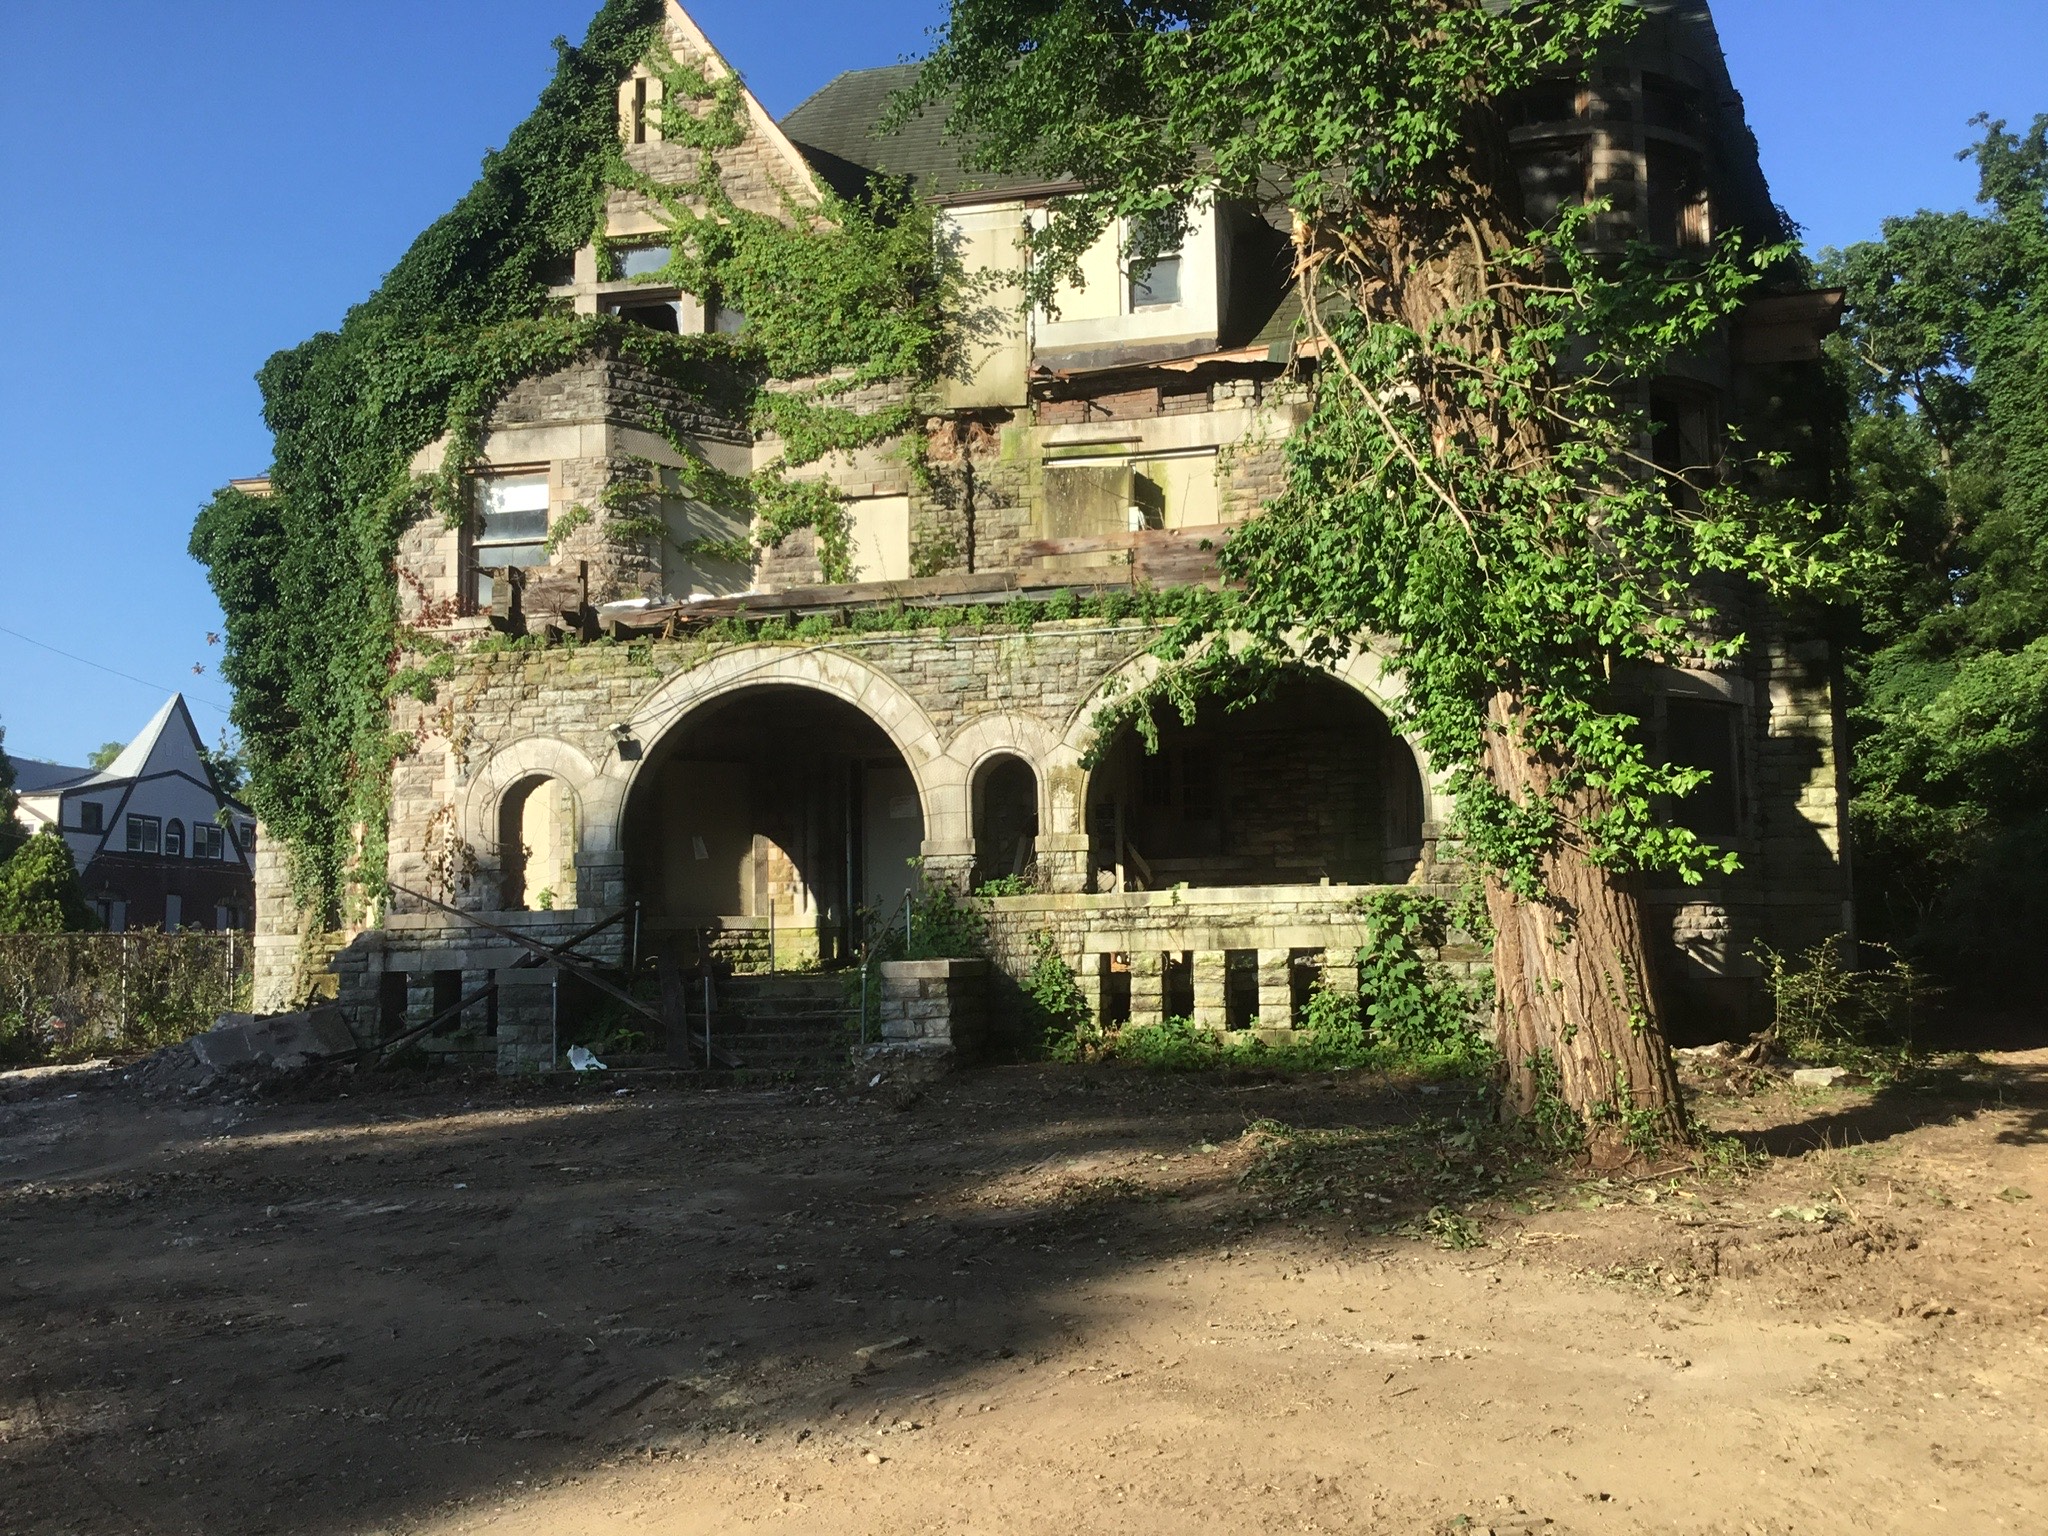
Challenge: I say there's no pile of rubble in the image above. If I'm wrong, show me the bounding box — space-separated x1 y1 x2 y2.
126 1006 361 1097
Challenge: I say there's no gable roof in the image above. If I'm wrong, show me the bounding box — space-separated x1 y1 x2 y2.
782 64 1064 204
101 694 207 784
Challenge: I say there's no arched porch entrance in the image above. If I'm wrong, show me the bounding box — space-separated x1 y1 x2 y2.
621 685 926 965
1084 669 1426 893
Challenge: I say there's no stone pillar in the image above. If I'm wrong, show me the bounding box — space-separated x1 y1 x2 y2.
405 975 438 1031
1256 949 1292 1026
1080 952 1109 1028
1129 951 1165 1029
494 967 558 1072
1034 833 1091 895
1319 946 1360 998
1192 951 1228 1031
917 851 977 893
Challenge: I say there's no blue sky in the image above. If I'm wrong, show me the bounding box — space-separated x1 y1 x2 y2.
0 1 2041 765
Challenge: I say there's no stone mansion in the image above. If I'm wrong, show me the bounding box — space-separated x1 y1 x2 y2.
248 0 1852 1067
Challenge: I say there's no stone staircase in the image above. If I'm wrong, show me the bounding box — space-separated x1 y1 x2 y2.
696 971 854 1074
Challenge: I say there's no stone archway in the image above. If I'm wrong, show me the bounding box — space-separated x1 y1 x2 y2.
1058 648 1441 893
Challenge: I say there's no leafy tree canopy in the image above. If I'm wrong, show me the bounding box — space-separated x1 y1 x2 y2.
1826 115 2048 993
88 741 124 771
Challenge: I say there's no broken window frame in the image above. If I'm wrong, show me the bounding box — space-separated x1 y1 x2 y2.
467 469 552 612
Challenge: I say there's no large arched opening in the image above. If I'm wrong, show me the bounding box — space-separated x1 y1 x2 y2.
1084 669 1425 892
621 685 926 965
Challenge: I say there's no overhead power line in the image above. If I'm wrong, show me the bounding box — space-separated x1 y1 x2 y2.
0 624 232 716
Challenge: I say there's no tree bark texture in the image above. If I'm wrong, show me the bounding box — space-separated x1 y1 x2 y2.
1482 695 1689 1165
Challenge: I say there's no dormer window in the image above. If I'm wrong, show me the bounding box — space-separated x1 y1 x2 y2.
165 819 185 859
470 472 551 609
1129 254 1182 311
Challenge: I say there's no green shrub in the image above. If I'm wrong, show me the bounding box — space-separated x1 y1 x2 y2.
1756 938 1923 1071
0 830 98 935
1110 1016 1230 1070
1024 932 1099 1061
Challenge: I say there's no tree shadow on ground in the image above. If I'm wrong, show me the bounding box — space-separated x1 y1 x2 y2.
0 1061 1513 1536
1719 1054 2048 1158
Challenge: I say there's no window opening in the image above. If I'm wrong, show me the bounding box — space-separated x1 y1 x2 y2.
1649 386 1717 510
629 76 649 145
1101 954 1132 1027
164 819 185 858
1516 142 1587 227
1128 253 1182 310
709 299 747 335
1504 79 1581 129
613 300 680 333
1642 73 1703 135
377 972 408 1042
1163 951 1195 1021
617 244 672 278
193 822 225 861
1665 698 1742 835
471 473 550 609
78 801 103 834
1224 951 1259 1030
1647 141 1711 248
126 815 160 856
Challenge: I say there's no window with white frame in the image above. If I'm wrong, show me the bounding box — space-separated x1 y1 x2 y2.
126 815 160 855
165 819 185 858
193 822 225 861
1128 251 1183 310
471 473 551 609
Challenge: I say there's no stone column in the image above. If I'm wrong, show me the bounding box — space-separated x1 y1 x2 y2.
1080 952 1109 1028
917 851 977 893
1129 951 1165 1029
1319 946 1360 998
1256 949 1293 1026
1192 951 1228 1031
1034 833 1091 895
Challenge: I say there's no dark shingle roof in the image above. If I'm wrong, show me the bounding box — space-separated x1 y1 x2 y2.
781 64 1062 202
6 756 95 795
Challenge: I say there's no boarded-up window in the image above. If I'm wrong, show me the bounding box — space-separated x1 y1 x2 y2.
472 473 550 609
1648 142 1711 248
847 495 911 583
1041 464 1135 539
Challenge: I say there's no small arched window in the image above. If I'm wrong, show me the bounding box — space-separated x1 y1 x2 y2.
164 819 185 858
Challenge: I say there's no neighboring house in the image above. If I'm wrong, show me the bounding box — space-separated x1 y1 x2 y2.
7 695 257 932
246 1 1851 1062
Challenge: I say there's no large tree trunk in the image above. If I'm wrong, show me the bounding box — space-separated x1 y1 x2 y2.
1309 132 1694 1162
1481 691 1689 1164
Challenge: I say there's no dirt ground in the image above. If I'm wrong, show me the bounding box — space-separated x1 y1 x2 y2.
2 1044 2044 1536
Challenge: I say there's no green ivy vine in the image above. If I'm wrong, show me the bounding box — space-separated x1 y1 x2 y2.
192 0 947 929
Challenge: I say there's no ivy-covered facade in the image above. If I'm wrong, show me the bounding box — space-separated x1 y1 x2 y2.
213 1 1852 1064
